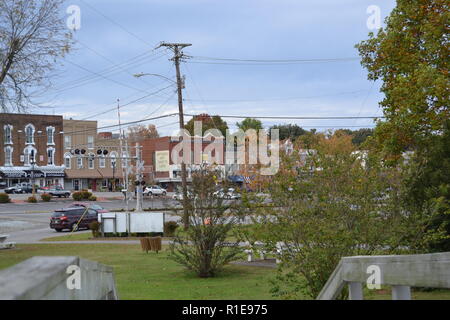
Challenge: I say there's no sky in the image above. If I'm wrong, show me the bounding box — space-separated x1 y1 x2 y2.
36 0 397 135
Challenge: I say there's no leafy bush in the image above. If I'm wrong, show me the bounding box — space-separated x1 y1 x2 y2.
169 167 242 278
81 190 92 200
88 195 97 201
0 193 10 203
72 191 93 201
40 193 51 202
72 191 83 201
164 221 179 237
27 196 37 203
88 221 101 238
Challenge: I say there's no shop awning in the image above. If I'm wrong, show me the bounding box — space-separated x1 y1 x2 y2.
227 175 245 183
39 166 65 177
0 167 27 178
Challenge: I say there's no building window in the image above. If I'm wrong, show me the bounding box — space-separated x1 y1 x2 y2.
46 127 55 145
88 154 94 169
64 153 71 169
77 157 83 169
47 148 55 166
64 135 72 149
4 146 13 166
4 125 13 144
25 124 35 144
99 155 106 168
87 136 94 149
24 146 37 165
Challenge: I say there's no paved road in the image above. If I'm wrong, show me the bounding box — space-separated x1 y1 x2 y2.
0 195 180 243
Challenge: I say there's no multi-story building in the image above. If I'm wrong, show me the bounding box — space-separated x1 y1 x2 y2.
63 120 123 191
140 135 226 191
0 113 65 187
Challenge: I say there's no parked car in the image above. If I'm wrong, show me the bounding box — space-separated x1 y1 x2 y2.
0 182 7 190
143 185 167 196
172 191 193 200
212 188 241 200
65 202 109 213
4 183 33 194
50 207 98 232
39 186 71 198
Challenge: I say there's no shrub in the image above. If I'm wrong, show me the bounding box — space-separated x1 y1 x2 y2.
27 196 37 203
40 193 51 202
88 195 97 201
81 190 92 200
72 191 83 201
73 190 92 201
88 221 101 238
0 193 10 203
169 167 242 278
164 221 179 237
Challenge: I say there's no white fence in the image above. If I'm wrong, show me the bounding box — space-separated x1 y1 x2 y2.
317 252 450 300
0 256 118 300
99 212 164 234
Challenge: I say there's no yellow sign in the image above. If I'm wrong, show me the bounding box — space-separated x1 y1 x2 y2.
155 151 170 172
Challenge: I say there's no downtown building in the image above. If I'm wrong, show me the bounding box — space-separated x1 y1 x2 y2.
0 113 65 187
63 119 123 191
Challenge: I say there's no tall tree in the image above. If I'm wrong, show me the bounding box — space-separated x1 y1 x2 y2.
356 0 449 157
270 124 307 141
0 0 72 112
127 124 159 143
236 118 263 132
184 113 228 136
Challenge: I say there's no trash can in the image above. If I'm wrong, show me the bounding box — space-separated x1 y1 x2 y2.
149 237 162 253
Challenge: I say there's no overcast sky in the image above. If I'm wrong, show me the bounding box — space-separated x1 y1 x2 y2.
37 0 396 135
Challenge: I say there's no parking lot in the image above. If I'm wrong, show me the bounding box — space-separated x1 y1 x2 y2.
0 192 179 243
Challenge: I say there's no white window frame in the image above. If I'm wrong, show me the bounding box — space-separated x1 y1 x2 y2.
47 147 55 166
87 136 94 149
99 155 106 168
77 157 83 169
64 153 72 169
4 125 13 144
46 126 55 145
4 146 13 166
64 135 72 149
88 153 95 169
24 146 37 166
25 124 35 145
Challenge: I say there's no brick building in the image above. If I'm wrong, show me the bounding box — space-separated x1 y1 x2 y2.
0 113 65 187
140 135 226 191
62 119 123 191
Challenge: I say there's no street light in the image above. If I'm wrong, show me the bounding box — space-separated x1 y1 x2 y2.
133 73 180 86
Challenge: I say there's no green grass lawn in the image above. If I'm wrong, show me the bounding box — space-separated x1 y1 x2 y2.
1 244 449 300
0 244 279 300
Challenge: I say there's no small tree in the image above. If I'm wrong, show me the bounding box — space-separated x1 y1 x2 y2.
169 166 242 278
243 134 444 299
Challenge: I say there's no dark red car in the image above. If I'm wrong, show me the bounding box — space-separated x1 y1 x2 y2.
65 202 109 214
50 207 98 232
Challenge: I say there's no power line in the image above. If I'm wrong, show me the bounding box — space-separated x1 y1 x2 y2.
184 114 385 120
190 55 361 63
79 0 150 46
183 89 369 103
78 85 175 121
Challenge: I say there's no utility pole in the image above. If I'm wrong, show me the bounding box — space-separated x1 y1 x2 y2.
135 143 144 212
157 42 191 229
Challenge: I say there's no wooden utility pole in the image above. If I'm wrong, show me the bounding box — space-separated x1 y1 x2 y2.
157 42 191 229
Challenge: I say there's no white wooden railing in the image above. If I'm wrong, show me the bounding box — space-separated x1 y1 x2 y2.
0 256 118 300
317 252 450 300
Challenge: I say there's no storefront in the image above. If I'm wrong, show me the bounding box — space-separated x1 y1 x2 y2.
0 166 65 188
